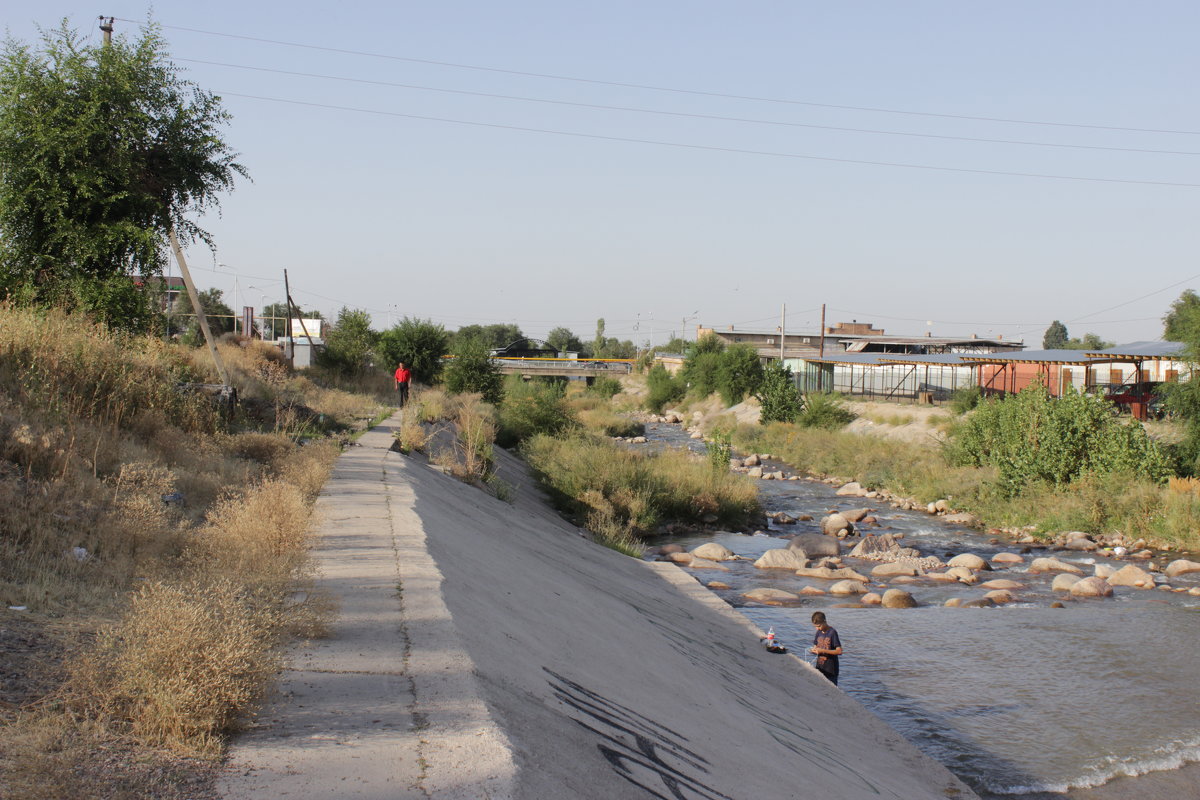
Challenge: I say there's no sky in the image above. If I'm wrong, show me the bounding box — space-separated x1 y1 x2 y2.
6 2 1200 347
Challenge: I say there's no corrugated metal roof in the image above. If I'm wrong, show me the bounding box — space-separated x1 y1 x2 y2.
877 353 973 365
958 349 1106 365
1085 341 1187 359
801 353 889 366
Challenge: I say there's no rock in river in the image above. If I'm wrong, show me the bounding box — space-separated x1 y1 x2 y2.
1165 559 1200 579
881 589 918 608
788 533 840 558
1069 577 1114 598
821 513 854 537
829 580 868 595
1107 564 1156 589
947 553 990 571
742 588 800 605
691 543 735 562
754 549 808 570
1051 573 1082 592
1029 557 1083 575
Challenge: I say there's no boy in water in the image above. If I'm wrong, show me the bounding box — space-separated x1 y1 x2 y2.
810 611 843 686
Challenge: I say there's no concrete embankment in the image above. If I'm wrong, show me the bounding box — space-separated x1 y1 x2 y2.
220 414 976 800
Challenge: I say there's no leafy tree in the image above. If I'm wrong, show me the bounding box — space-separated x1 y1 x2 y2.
682 351 722 396
1163 289 1200 343
453 323 524 350
1043 320 1069 349
0 21 245 329
716 344 764 406
171 288 234 345
756 362 803 423
318 307 377 376
444 337 503 405
689 333 726 357
378 317 449 383
1061 332 1113 351
655 337 690 355
546 326 584 354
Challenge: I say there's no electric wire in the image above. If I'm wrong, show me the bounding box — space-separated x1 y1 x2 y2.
177 58 1200 158
218 91 1200 189
118 17 1200 137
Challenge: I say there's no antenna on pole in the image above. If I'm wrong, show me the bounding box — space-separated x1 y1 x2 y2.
98 16 114 46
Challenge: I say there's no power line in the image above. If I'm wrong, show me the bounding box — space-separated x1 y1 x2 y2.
177 57 1200 158
121 17 1200 137
218 91 1200 189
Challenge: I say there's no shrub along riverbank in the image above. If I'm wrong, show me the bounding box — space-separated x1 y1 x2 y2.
718 394 1200 552
0 305 386 797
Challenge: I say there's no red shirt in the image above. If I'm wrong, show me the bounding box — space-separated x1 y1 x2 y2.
394 367 411 383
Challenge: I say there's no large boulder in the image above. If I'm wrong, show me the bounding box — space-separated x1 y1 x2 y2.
796 566 870 582
984 589 1015 605
991 552 1024 566
1070 577 1114 598
979 579 1023 590
1029 557 1084 575
835 482 864 496
941 512 980 527
799 586 826 596
861 592 882 606
959 597 996 608
665 552 694 565
947 553 990 571
742 453 761 466
842 508 872 523
1093 564 1116 579
1061 531 1098 551
746 466 764 478
742 588 800 605
849 533 919 560
946 567 979 584
1107 564 1156 589
1051 573 1082 592
688 557 730 571
821 513 854 537
1165 559 1200 579
881 589 918 608
828 580 868 595
691 543 735 562
754 549 809 570
788 533 840 558
871 561 922 578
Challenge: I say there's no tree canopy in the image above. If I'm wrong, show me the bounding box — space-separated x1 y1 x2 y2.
318 307 377 376
378 317 449 383
1043 320 1068 349
0 21 245 328
1163 290 1200 343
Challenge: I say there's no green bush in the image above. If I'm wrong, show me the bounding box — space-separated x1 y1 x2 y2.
756 362 803 423
706 430 733 475
715 344 763 406
443 338 503 405
496 378 576 447
589 376 623 399
949 385 983 415
645 365 685 413
798 392 855 429
681 350 722 397
948 383 1171 497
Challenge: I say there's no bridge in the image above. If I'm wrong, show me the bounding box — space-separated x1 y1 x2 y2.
493 357 633 378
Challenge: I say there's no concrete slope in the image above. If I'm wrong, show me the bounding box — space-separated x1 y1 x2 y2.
220 416 976 800
409 444 976 800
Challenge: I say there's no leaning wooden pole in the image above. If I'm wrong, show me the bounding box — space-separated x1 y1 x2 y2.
168 228 230 385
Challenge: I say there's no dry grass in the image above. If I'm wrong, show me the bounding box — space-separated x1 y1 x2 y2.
0 305 360 795
522 432 760 539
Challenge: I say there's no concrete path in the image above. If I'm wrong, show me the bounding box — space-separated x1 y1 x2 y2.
219 414 515 799
221 414 977 800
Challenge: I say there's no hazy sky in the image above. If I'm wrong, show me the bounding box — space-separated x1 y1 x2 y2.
7 2 1200 346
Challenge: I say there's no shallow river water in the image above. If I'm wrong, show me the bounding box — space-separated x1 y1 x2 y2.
641 423 1200 798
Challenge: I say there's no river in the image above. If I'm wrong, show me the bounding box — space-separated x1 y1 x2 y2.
641 422 1200 798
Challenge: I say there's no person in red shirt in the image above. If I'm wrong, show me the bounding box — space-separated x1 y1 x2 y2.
393 362 412 407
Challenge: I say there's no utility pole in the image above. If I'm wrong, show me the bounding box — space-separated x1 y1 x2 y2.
779 303 786 362
818 303 826 391
99 16 114 45
169 229 230 385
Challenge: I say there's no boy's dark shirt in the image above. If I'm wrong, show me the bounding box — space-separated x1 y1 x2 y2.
813 627 841 676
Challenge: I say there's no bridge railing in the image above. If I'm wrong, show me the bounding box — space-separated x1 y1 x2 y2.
492 357 634 374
